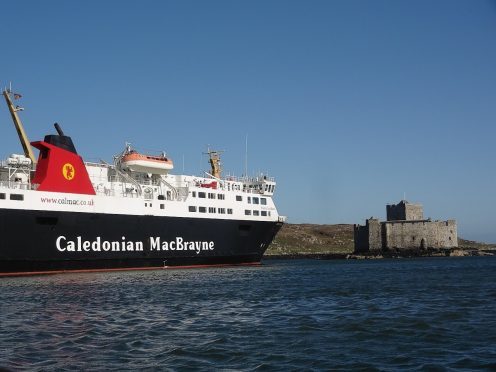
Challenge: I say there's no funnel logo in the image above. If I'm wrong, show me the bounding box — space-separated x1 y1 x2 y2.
62 163 75 181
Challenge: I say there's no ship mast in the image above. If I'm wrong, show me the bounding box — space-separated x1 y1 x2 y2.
2 87 37 164
204 148 224 179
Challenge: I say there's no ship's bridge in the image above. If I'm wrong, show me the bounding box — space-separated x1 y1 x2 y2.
225 175 276 196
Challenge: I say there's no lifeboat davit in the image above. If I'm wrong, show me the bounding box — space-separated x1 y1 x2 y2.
121 151 174 175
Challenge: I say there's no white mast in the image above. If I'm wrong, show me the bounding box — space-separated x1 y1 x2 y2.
244 134 248 178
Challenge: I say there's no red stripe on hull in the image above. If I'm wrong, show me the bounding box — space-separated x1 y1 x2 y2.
0 261 262 277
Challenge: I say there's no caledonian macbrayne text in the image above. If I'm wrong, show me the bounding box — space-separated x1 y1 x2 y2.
56 236 215 254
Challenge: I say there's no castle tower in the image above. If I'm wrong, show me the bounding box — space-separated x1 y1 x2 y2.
386 200 424 221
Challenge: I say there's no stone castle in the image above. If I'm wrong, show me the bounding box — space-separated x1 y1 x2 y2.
354 200 457 253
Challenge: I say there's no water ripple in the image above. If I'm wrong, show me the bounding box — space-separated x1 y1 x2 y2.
0 257 496 370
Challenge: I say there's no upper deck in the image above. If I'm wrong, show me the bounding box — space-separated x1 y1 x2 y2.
0 89 285 222
0 155 285 223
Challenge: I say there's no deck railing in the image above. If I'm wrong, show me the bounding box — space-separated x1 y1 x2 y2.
0 181 33 190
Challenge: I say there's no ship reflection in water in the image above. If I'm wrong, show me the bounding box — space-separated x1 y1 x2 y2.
1 257 496 370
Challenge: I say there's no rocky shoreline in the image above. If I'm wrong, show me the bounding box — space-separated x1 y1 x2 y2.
264 248 495 261
345 247 495 260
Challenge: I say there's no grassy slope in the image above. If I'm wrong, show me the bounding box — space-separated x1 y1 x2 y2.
266 224 355 255
266 223 495 255
457 238 496 250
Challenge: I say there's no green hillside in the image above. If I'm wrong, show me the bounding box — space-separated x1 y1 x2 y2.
266 224 355 255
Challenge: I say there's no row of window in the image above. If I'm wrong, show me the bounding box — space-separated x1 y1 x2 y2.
0 193 24 201
245 210 271 217
245 184 275 193
191 192 269 205
187 206 271 217
266 184 275 193
188 206 234 214
235 195 267 205
248 196 266 205
191 191 226 200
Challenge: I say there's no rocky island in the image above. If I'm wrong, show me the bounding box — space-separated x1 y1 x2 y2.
265 223 495 259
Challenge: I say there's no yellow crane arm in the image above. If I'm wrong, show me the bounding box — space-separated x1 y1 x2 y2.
2 89 37 165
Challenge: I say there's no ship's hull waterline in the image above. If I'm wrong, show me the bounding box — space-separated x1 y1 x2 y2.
0 209 283 275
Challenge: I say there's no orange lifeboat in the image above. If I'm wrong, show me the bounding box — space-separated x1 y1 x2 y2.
121 151 174 175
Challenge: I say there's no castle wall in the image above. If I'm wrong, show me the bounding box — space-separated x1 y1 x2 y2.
353 218 384 253
384 220 457 249
353 224 369 253
404 204 424 221
368 219 382 251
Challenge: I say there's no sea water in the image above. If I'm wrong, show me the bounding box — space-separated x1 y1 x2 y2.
1 257 495 371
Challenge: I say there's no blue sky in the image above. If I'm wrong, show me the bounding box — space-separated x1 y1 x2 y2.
1 1 495 242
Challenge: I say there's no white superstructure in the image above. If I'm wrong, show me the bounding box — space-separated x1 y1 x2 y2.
0 148 285 223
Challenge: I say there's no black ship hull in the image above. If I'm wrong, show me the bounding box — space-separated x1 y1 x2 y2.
0 209 283 275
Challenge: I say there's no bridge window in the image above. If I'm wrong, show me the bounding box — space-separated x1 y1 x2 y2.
160 204 165 210
261 198 267 205
199 207 206 213
188 206 197 212
253 210 259 216
191 191 196 197
236 196 242 201
217 194 225 200
0 193 5 200
227 209 233 214
219 208 226 214
253 197 259 205
208 193 215 199
10 194 24 201
247 197 251 204
209 207 216 213
245 210 251 215
198 192 206 198
261 211 267 216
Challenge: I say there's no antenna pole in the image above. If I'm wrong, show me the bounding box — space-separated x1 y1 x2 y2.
245 134 248 178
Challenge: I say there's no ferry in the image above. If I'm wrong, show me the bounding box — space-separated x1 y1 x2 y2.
0 88 285 276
